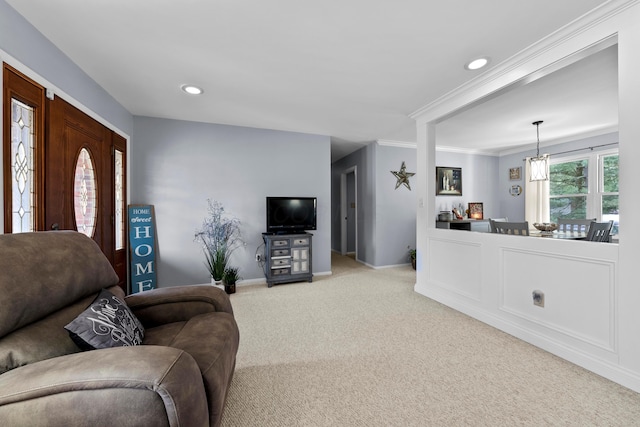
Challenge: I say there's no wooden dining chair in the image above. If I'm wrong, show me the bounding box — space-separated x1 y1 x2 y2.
585 220 614 242
557 218 596 233
490 220 529 236
489 217 509 233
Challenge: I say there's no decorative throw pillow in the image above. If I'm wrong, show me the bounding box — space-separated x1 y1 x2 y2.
65 288 145 350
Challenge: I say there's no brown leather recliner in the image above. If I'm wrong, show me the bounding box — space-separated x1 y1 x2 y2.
0 231 239 427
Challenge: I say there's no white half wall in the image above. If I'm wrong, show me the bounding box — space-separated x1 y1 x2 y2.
411 0 640 392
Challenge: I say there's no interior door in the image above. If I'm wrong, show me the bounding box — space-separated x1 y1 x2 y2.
46 96 123 288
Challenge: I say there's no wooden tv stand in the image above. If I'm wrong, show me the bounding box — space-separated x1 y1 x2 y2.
262 232 313 287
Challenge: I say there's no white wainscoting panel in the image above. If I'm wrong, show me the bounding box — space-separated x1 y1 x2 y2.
499 248 616 352
428 237 482 300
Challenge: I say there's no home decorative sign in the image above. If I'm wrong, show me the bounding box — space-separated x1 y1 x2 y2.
128 205 157 293
436 166 462 196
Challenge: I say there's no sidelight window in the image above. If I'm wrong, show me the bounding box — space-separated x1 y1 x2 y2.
115 149 125 249
10 99 35 233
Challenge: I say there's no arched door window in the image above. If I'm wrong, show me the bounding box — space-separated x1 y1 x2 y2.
73 147 97 237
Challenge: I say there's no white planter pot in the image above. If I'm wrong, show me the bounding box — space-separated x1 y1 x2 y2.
211 277 224 290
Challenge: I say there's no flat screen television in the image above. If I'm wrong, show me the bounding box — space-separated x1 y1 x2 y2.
266 196 317 234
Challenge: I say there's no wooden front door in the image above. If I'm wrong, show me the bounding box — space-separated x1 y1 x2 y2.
4 64 127 291
46 97 126 290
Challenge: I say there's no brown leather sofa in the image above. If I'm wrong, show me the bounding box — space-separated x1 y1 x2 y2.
0 231 240 427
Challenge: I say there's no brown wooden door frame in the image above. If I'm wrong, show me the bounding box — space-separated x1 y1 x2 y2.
2 63 46 232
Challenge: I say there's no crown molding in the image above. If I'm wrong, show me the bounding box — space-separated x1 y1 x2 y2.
435 146 499 156
410 0 638 123
376 139 417 149
496 126 619 157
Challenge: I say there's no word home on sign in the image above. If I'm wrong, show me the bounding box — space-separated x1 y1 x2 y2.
128 205 157 293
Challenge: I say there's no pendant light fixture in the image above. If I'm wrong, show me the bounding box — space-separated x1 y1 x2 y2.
529 120 549 181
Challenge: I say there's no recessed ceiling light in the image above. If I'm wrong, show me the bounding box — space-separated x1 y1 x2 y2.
181 84 203 95
464 57 490 71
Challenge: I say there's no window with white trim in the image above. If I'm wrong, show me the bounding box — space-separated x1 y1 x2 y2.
549 149 619 235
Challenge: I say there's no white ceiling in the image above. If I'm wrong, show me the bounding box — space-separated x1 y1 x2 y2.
437 44 618 154
6 0 615 160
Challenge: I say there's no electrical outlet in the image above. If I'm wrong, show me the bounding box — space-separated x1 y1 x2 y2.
255 254 261 262
532 290 545 307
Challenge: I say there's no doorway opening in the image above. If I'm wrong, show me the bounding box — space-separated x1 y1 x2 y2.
340 166 357 258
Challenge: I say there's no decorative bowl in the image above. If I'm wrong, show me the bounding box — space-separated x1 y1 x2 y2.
533 222 558 232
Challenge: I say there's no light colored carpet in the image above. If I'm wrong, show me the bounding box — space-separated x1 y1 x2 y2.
221 253 640 426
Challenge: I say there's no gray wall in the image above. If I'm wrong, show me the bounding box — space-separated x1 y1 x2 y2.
434 150 500 219
331 143 510 268
131 116 331 286
1 0 333 287
374 145 417 266
331 143 417 267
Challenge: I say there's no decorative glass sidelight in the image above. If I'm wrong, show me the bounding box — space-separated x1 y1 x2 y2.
115 149 125 249
74 148 97 237
10 99 35 233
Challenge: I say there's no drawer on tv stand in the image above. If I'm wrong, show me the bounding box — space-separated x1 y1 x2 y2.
292 237 310 246
271 248 290 257
270 257 291 268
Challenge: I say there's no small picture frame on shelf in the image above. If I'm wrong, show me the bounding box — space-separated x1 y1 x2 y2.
468 202 483 220
436 166 462 196
509 166 522 181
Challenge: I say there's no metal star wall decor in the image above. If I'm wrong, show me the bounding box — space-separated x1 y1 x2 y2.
391 161 415 190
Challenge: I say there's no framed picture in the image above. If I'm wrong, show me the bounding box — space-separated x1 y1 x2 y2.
509 166 522 181
436 166 462 196
468 202 483 219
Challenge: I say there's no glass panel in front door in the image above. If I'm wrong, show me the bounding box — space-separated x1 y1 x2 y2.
73 147 97 237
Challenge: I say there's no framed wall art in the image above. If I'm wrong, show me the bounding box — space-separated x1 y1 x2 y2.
509 166 522 181
468 202 484 219
509 184 523 196
436 167 462 196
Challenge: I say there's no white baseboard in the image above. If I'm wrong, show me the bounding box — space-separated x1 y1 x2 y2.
414 281 640 393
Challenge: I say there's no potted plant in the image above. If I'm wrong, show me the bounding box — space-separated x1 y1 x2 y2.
194 199 243 287
223 266 241 294
408 248 416 270
209 247 227 286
